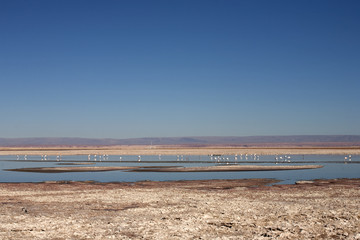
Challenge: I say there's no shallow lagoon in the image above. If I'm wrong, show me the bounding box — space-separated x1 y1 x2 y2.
0 154 359 184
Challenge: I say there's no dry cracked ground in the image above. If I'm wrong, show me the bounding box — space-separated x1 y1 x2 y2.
0 178 360 239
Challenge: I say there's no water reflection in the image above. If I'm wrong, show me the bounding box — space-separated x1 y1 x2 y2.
0 154 359 184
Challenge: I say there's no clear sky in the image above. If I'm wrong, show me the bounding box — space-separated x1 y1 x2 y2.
1 0 359 138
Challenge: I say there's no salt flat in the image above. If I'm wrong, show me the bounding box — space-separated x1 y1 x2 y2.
1 179 359 239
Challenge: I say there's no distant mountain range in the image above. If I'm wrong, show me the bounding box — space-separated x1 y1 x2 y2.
1 135 360 147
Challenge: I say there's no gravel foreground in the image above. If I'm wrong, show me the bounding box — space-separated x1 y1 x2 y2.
1 179 360 240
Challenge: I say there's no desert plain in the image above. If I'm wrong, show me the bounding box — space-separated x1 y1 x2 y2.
0 145 359 239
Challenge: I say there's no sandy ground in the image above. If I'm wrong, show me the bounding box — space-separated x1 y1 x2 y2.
1 145 360 156
1 179 359 239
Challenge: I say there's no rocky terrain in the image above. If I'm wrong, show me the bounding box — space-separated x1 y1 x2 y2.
1 178 359 239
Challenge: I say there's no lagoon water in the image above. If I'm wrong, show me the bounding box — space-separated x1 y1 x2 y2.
0 154 359 184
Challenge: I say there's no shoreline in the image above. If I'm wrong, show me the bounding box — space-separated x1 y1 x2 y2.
1 145 360 156
4 164 323 173
0 177 358 186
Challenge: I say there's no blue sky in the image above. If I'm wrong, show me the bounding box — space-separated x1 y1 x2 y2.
1 0 359 138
